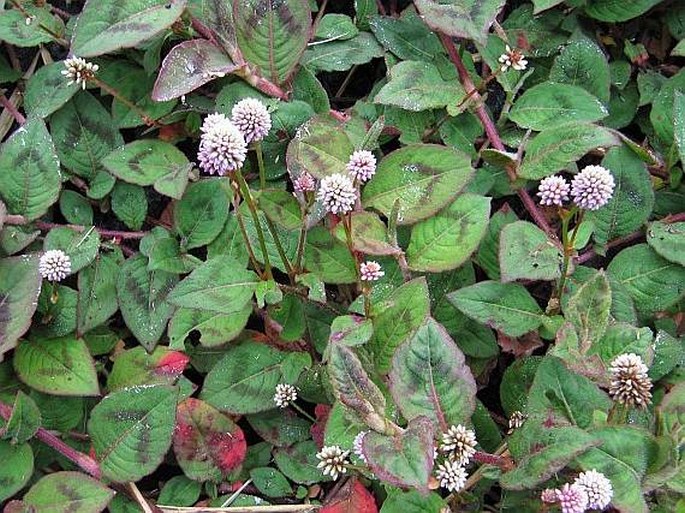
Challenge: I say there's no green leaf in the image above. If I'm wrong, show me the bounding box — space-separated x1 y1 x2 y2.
78 249 124 335
650 69 685 145
550 37 611 103
174 179 228 249
509 83 608 130
527 357 611 428
102 140 191 200
60 191 94 225
362 144 474 225
370 278 431 374
88 385 178 483
414 0 506 45
152 39 238 102
499 221 562 282
406 194 491 272
0 255 42 358
2 391 41 444
369 11 443 61
675 91 685 165
117 255 177 351
647 220 685 266
35 285 77 339
111 182 147 230
71 0 188 57
0 441 33 503
23 471 115 513
333 211 399 256
249 408 312 448
250 467 293 497
328 343 388 432
140 228 201 275
234 0 311 84
587 146 654 245
475 205 519 280
519 123 620 180
389 318 477 431
0 4 64 47
13 335 100 396
168 257 258 314
24 62 80 118
168 305 251 349
258 189 303 231
0 118 61 221
44 226 101 274
589 322 654 365
301 32 384 72
304 226 358 284
315 14 358 40
576 427 654 513
531 0 564 12
607 244 685 314
501 426 600 490
362 416 435 492
380 489 446 513
374 60 465 112
286 115 354 179
173 398 247 482
584 0 663 22
158 475 202 507
565 270 612 351
107 346 189 391
50 90 123 180
330 315 374 347
274 440 322 485
201 341 310 414
447 281 545 337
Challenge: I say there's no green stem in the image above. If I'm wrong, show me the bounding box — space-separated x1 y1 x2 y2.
234 169 273 280
227 180 263 276
294 212 309 274
557 207 582 299
290 401 316 423
255 141 266 190
264 215 295 282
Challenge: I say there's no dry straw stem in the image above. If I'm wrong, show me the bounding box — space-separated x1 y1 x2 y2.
158 506 320 513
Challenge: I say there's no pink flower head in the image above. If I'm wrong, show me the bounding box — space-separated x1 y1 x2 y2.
537 175 570 207
197 113 247 176
317 173 357 215
574 469 613 510
293 172 316 192
231 98 272 143
346 150 377 183
571 165 615 210
360 261 384 281
556 483 589 513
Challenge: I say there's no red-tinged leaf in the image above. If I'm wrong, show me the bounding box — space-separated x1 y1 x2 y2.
321 478 378 513
156 351 191 377
311 404 331 448
497 330 543 358
152 40 238 101
173 398 247 482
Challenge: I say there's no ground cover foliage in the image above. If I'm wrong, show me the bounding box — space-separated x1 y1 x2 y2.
0 0 684 511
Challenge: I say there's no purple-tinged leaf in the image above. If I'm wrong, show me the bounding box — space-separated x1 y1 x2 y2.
414 0 506 45
152 40 238 101
389 318 477 432
23 471 115 513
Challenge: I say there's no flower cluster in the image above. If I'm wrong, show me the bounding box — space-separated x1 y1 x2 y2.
61 57 99 89
293 172 316 193
231 98 272 143
541 469 613 512
507 411 527 434
435 460 468 493
499 45 528 72
353 431 368 463
537 166 614 210
433 425 477 494
608 353 653 408
347 150 377 183
273 383 297 408
39 250 71 282
197 113 247 176
316 173 357 215
316 445 350 481
360 261 384 282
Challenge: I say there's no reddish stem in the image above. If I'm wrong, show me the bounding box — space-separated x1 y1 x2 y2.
473 450 512 469
0 401 101 478
439 34 558 243
576 211 685 264
35 221 148 240
0 91 25 125
376 0 387 15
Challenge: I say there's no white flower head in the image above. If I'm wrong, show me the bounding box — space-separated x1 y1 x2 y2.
273 383 297 408
574 469 613 510
61 57 99 89
197 113 247 176
570 165 615 211
352 431 368 463
556 483 589 513
537 175 571 207
435 460 468 493
346 150 377 183
39 250 71 282
360 261 384 282
440 424 477 465
498 45 528 72
508 411 527 434
608 353 652 408
231 98 272 143
316 173 357 215
316 445 350 480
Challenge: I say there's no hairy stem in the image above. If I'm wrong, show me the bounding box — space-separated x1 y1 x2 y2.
33 221 148 240
91 77 160 128
0 91 25 125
